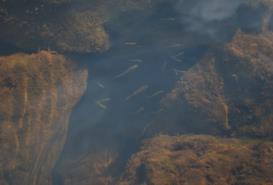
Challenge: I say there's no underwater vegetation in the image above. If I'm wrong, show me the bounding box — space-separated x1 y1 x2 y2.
1 0 273 185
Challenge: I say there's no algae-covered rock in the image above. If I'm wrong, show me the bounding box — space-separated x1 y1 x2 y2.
223 31 273 137
0 0 150 53
119 135 273 185
161 55 229 134
0 51 88 185
149 31 273 138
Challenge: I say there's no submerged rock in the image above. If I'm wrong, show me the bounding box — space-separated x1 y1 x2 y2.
0 51 88 185
161 55 229 134
224 31 273 137
119 135 273 185
0 0 150 53
148 31 273 138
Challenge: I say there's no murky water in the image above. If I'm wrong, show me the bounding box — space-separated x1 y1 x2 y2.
1 1 273 185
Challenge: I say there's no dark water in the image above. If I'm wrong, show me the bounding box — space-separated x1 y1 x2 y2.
63 2 209 155
0 1 272 185
52 2 238 184
0 1 267 184
14 1 265 184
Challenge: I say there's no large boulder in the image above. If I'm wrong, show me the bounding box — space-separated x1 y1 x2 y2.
148 31 273 138
119 135 273 185
223 31 273 137
161 55 229 134
0 0 150 53
0 51 88 185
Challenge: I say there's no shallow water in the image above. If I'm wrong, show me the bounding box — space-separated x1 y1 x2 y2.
1 1 273 185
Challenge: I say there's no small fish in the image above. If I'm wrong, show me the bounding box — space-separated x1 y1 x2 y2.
149 90 164 98
96 97 111 110
135 107 145 114
171 56 183 62
167 43 184 48
232 74 238 81
124 42 137 46
97 82 105 89
175 51 185 57
100 98 111 103
115 64 139 79
96 101 107 110
129 59 143 63
174 69 185 76
160 17 176 21
126 85 149 101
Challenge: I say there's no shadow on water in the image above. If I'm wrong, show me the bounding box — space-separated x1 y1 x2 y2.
0 41 23 56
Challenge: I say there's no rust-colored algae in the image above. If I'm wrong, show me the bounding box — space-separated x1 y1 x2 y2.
148 31 273 138
0 51 87 185
119 135 273 185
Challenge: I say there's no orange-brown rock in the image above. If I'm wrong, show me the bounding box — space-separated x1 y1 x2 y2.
0 0 150 53
150 31 273 138
224 31 273 137
0 51 88 185
0 1 109 53
119 135 273 185
161 55 229 134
